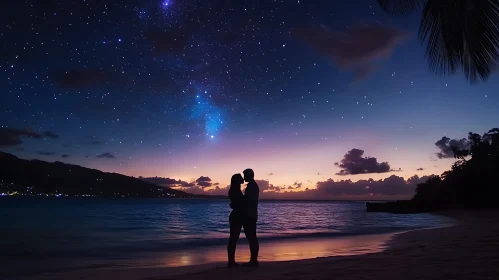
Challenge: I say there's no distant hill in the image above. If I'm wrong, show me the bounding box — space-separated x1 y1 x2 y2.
0 152 219 199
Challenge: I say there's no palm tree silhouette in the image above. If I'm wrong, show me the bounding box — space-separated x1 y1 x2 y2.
377 0 499 83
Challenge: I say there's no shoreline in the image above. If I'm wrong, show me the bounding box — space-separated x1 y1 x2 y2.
17 212 478 280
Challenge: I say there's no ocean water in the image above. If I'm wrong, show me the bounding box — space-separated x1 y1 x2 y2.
0 197 454 278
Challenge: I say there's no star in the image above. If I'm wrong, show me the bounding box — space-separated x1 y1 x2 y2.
162 0 171 8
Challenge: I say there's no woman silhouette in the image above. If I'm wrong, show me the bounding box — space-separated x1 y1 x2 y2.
227 173 245 267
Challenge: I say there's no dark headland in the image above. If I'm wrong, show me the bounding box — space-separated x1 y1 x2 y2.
0 152 225 199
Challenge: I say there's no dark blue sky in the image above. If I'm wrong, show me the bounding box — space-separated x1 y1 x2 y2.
1 0 497 198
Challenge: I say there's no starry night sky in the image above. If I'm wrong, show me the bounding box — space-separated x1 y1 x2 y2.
1 0 498 199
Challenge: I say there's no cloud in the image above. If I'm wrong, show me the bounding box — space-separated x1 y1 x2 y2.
267 185 282 192
293 22 408 79
195 176 212 188
176 181 232 196
255 179 283 192
0 128 41 146
43 131 60 138
91 141 101 145
334 148 395 176
182 173 434 200
96 152 115 159
139 176 194 187
184 179 285 195
53 69 111 88
201 185 230 196
353 64 379 81
147 30 188 55
417 168 424 171
254 179 270 191
435 136 470 159
283 182 303 191
0 127 59 147
38 152 56 156
268 173 274 176
61 154 70 158
314 175 431 197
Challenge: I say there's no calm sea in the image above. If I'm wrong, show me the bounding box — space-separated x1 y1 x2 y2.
0 197 454 278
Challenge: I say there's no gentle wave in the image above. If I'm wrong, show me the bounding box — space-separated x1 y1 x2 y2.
3 224 436 260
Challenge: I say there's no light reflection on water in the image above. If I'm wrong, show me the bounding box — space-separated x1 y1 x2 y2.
156 233 391 267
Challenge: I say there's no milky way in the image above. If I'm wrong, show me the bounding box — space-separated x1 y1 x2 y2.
191 93 224 139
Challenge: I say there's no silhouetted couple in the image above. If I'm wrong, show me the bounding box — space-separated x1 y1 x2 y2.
227 168 260 268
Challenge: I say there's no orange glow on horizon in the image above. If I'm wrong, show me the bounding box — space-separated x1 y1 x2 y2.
86 142 455 199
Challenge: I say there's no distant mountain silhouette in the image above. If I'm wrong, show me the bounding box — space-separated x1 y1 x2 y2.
367 127 499 213
0 152 224 199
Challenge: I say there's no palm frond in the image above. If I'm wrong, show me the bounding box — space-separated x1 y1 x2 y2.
460 0 499 82
377 0 424 16
418 0 499 82
418 1 461 76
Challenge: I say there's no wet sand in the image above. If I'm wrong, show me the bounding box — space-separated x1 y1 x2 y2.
22 210 499 280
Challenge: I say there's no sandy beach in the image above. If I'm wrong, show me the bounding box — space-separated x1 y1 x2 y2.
22 210 499 280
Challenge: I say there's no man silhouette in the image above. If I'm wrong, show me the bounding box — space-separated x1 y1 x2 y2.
242 168 259 267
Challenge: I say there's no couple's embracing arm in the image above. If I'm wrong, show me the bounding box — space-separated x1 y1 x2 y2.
230 192 245 210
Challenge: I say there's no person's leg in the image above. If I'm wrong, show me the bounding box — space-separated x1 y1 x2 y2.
243 218 259 265
227 214 242 266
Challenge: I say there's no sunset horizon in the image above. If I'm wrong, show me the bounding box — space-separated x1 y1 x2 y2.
0 141 466 200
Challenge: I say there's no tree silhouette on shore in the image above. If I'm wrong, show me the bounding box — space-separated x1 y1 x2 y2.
413 128 499 209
